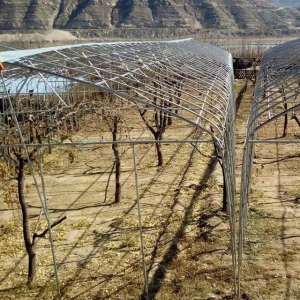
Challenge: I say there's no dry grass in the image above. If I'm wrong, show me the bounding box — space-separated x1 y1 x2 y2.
0 107 233 299
236 80 300 299
0 83 299 299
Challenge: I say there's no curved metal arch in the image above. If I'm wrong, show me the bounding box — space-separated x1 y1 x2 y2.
247 78 300 128
238 38 300 295
0 38 238 295
62 52 227 129
0 39 234 148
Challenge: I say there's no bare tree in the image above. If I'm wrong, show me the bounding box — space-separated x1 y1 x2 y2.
15 150 65 286
139 108 167 167
279 85 289 137
138 80 175 167
104 114 122 204
0 85 88 286
2 134 66 287
211 128 227 212
102 95 123 204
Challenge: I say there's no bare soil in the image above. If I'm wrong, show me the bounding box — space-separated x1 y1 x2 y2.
0 81 299 299
236 81 300 299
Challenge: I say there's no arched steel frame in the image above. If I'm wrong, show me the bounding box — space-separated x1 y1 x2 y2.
239 38 300 292
0 39 237 295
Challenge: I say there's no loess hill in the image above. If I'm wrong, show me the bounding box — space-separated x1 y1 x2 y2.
0 0 299 35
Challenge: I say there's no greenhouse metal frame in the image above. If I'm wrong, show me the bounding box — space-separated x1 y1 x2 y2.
0 39 237 298
238 38 300 293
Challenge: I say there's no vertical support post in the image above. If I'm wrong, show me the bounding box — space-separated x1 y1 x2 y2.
38 148 61 297
222 68 238 299
238 95 257 298
1 73 61 298
131 143 149 299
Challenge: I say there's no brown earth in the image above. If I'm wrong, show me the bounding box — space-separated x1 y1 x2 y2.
236 81 300 299
0 81 299 299
0 0 299 35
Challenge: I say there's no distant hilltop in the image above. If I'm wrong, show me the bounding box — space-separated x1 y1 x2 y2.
0 0 299 36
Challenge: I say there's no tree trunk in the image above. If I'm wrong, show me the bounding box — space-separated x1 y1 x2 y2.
112 116 121 204
155 141 163 167
282 102 288 137
220 162 227 212
17 157 36 287
113 147 121 204
47 136 52 154
27 247 37 288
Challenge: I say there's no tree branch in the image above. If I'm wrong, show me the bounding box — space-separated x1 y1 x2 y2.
138 109 156 135
32 216 67 242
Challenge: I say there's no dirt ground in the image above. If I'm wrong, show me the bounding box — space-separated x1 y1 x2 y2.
236 81 300 299
0 107 232 300
0 81 299 299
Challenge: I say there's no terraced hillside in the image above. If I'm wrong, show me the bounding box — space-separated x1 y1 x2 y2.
0 0 299 35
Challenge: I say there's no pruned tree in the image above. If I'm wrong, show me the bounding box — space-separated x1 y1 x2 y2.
138 79 175 167
279 85 289 138
139 107 167 167
102 94 123 204
1 120 66 287
167 75 184 125
0 80 88 287
289 83 300 131
211 128 227 212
